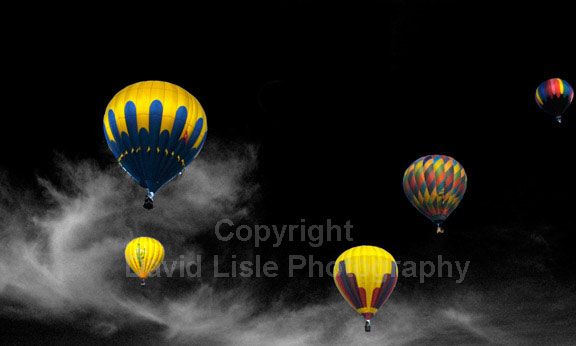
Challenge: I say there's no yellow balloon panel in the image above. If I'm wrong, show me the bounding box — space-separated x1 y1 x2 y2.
104 81 206 141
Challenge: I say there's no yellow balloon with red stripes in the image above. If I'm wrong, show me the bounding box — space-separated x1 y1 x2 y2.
125 237 165 285
333 245 398 332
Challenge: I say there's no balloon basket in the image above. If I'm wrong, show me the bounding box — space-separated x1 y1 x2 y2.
365 320 371 332
143 197 154 210
436 224 444 234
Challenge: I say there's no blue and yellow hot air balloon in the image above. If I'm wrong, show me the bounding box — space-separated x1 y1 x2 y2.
535 78 573 123
334 246 398 332
403 155 467 233
103 81 207 209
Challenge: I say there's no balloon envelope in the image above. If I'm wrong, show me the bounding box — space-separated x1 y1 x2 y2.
333 246 398 327
403 154 467 232
535 78 573 123
103 81 207 207
125 237 165 281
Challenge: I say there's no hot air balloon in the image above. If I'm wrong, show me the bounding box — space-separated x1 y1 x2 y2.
403 155 467 233
103 81 208 209
333 246 398 332
535 78 573 123
125 237 165 286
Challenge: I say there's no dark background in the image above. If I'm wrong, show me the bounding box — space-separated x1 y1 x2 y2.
2 0 575 343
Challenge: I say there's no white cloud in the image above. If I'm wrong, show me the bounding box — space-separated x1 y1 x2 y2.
1 144 575 346
0 143 257 328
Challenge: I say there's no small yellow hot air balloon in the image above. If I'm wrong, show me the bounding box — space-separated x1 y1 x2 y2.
333 246 398 332
125 237 165 285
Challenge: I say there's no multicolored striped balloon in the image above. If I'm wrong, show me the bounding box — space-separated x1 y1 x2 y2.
403 155 467 233
535 78 573 123
333 246 398 332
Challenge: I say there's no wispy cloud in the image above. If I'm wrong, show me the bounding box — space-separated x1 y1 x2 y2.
0 143 256 326
1 143 575 346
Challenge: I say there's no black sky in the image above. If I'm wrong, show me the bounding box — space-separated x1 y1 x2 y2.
1 1 576 344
